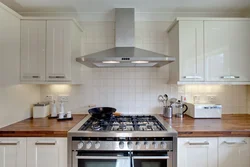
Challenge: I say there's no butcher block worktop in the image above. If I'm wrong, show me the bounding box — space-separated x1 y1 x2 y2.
1 114 250 137
0 114 87 137
163 114 250 137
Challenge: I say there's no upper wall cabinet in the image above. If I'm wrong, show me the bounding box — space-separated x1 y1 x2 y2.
168 21 204 84
21 21 46 82
20 18 83 84
205 21 250 82
168 18 250 85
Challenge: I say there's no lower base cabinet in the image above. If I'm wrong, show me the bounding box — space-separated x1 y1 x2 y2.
178 138 218 167
27 138 67 167
178 137 250 167
218 137 250 167
0 138 26 167
0 137 67 167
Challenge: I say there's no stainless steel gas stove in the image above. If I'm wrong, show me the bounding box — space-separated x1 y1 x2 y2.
68 115 177 167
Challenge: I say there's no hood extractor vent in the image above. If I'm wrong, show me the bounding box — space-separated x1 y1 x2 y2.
76 8 175 68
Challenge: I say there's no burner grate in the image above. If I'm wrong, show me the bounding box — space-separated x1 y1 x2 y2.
78 115 166 132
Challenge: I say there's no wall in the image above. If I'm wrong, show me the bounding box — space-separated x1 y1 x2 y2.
40 21 248 115
0 5 40 128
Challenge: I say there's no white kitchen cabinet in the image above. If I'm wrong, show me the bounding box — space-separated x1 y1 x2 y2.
0 138 26 167
218 137 250 167
20 18 83 84
27 138 67 167
178 138 218 167
20 21 46 82
46 21 72 82
205 21 250 82
168 20 204 84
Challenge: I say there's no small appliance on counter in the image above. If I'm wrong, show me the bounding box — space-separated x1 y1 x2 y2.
33 102 50 118
186 103 222 118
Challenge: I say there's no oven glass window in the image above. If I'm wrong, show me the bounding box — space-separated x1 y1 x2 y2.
134 159 167 167
78 159 130 167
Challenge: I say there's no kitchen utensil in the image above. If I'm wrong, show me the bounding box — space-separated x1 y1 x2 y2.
88 107 116 119
174 100 188 118
169 98 177 106
163 106 173 118
158 94 168 106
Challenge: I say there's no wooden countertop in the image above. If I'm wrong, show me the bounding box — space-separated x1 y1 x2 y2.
0 114 87 137
163 114 250 137
1 114 250 138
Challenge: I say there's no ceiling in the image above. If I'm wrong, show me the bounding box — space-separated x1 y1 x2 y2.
1 0 250 14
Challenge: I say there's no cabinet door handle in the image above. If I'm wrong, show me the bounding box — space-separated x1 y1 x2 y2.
32 76 40 78
183 76 202 79
223 141 247 145
0 141 19 145
221 76 240 79
49 76 65 79
23 75 41 79
35 141 57 145
188 141 209 146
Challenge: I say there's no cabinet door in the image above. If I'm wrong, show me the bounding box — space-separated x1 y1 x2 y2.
179 21 204 82
205 21 250 82
178 138 217 167
219 137 250 167
0 138 26 167
46 21 71 82
21 21 46 81
27 138 67 167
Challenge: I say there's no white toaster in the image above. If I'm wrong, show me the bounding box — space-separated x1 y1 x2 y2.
186 103 222 119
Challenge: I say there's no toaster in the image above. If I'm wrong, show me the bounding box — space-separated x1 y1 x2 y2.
186 103 222 119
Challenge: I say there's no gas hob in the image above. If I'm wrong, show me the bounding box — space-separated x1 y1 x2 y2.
79 115 166 132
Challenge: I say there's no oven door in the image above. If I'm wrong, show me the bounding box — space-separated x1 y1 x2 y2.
132 151 172 167
73 151 131 167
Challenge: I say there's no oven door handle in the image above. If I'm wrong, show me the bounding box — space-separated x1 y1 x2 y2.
133 156 170 160
76 156 130 160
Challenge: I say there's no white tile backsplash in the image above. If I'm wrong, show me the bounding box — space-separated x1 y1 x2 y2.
40 21 248 115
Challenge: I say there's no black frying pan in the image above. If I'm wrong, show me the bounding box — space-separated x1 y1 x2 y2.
88 107 116 119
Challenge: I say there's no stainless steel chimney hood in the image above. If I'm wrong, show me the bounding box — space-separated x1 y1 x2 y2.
76 8 175 68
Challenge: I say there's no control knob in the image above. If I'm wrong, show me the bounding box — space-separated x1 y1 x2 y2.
144 141 150 149
86 141 92 149
160 142 167 149
127 141 133 149
152 141 158 149
135 141 141 149
77 141 84 150
119 141 125 149
95 141 101 149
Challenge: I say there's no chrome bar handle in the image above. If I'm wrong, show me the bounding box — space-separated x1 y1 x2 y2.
23 75 41 79
223 141 247 145
221 76 240 79
0 141 19 145
35 141 57 145
183 76 202 79
133 156 169 160
49 75 65 79
76 156 130 160
188 141 209 146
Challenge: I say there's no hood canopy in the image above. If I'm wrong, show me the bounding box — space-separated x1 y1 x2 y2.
76 8 175 68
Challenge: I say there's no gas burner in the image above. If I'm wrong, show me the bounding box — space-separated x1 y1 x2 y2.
79 115 166 131
91 122 102 131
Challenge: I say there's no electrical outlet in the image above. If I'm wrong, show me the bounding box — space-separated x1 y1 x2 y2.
58 95 69 102
207 95 216 103
193 95 200 103
45 95 53 102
